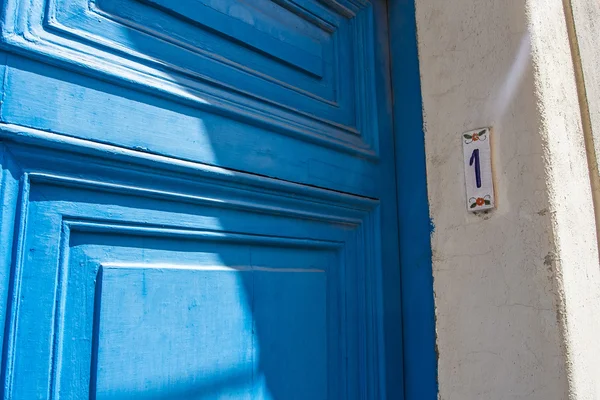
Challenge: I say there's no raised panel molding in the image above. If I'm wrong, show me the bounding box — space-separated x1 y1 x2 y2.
0 139 385 399
0 0 381 157
57 221 339 399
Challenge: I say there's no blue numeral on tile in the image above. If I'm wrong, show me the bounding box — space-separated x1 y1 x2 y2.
469 149 481 188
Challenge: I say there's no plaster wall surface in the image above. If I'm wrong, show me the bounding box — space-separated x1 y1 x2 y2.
557 0 600 398
415 0 600 398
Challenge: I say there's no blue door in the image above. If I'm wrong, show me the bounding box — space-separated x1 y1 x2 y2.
0 0 432 398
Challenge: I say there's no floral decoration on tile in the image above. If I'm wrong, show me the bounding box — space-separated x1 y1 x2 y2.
463 129 487 144
469 195 492 209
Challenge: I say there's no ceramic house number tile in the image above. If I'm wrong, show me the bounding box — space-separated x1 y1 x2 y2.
462 127 495 212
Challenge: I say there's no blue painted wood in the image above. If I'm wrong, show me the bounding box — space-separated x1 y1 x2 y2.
0 144 368 399
0 56 378 196
0 0 436 398
0 0 381 162
388 0 439 399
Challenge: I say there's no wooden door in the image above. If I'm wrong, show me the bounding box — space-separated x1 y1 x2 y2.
0 0 421 398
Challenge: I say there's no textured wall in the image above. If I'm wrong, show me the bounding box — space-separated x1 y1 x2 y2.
557 0 600 398
415 0 600 398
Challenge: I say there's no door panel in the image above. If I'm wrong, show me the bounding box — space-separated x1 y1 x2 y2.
0 0 404 398
1 145 379 399
0 0 389 197
54 0 370 132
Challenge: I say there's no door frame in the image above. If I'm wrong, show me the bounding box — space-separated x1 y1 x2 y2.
388 0 438 399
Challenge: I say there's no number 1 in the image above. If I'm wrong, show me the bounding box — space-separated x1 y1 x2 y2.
470 149 481 188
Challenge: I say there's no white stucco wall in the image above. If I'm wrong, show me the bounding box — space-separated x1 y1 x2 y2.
559 1 600 398
415 0 600 398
